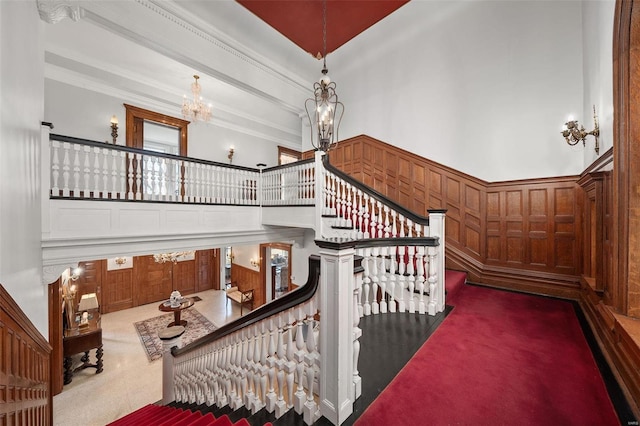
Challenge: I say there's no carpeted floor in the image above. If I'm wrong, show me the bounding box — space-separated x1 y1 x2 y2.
133 307 217 362
355 284 621 426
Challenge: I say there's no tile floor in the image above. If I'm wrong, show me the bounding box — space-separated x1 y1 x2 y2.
53 289 242 426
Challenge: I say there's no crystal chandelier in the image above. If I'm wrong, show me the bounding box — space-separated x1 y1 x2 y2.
182 75 212 123
153 251 195 264
304 0 344 152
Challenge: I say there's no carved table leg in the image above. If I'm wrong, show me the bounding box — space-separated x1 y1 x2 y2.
81 351 89 365
96 345 103 374
63 357 73 385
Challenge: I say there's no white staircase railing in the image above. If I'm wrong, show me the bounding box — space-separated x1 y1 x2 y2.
48 134 259 205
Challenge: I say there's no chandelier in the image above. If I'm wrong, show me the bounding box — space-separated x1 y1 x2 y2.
182 75 212 123
153 251 195 264
304 0 344 152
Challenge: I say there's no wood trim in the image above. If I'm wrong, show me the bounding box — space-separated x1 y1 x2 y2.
124 104 189 155
1 283 52 424
278 145 302 165
313 134 582 297
48 278 63 396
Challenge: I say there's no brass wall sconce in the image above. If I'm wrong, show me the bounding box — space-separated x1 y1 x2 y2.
228 146 235 164
561 105 599 155
250 258 260 267
110 115 118 144
70 267 82 281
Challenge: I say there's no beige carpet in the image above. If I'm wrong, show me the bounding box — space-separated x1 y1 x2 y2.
133 307 217 362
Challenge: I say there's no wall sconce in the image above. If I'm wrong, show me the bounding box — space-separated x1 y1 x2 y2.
114 257 127 266
110 115 119 144
228 146 235 164
561 105 599 155
70 267 82 281
250 258 260 267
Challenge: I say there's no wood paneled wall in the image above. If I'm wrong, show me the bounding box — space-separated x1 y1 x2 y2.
1 284 52 425
230 264 264 307
315 135 582 298
77 250 218 314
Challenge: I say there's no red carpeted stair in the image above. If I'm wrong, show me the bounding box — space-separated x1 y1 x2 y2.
106 404 270 426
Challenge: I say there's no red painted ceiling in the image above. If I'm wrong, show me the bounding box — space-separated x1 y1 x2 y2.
237 0 409 58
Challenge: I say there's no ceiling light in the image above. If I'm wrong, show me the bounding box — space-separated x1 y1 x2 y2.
305 0 344 152
182 75 212 123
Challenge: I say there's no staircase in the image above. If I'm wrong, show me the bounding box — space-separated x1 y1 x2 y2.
106 404 267 426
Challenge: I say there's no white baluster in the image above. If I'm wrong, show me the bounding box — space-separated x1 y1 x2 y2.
388 245 397 313
61 142 71 197
407 245 416 313
353 268 362 400
293 307 307 413
397 244 406 313
416 245 426 314
135 153 142 200
72 144 80 197
427 246 439 315
51 140 60 196
362 248 371 316
82 145 91 198
101 147 109 199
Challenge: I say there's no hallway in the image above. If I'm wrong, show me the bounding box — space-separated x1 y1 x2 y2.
53 289 242 426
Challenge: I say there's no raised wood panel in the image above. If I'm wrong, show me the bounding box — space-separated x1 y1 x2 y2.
173 259 196 295
1 284 51 425
76 260 104 309
102 269 133 314
230 264 264 307
196 249 216 292
134 255 173 305
319 134 581 296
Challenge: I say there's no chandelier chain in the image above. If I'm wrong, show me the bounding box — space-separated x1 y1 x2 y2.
322 0 327 66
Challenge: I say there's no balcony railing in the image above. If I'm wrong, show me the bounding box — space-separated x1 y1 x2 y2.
49 134 259 205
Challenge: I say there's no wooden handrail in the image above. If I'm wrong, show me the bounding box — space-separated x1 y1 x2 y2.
172 255 321 357
49 133 258 172
321 155 432 225
262 157 314 173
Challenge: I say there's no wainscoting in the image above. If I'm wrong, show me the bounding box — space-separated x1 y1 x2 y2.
1 284 52 424
310 134 582 298
230 263 263 307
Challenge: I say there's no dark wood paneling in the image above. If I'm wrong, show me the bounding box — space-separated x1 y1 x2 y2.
1 283 52 424
76 260 104 309
196 249 217 292
48 279 63 396
230 264 263 307
102 269 134 314
321 134 581 297
134 255 173 306
173 259 196 295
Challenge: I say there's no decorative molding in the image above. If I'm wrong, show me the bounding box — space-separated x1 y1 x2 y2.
42 264 70 285
37 0 82 24
107 256 133 271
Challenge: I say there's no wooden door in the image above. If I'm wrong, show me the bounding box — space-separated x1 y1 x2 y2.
102 268 134 313
173 259 196 295
196 249 220 291
134 255 173 305
77 260 104 309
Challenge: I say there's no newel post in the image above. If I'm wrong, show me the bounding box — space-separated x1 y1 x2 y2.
427 209 447 312
316 239 356 425
314 150 326 239
160 326 185 405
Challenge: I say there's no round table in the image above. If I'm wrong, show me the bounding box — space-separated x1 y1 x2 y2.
158 298 194 327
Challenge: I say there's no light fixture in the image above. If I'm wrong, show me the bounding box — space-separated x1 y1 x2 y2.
78 293 99 327
70 267 82 281
110 115 118 144
153 251 195 264
250 258 260 267
228 146 235 164
562 105 600 155
182 75 212 123
304 0 344 152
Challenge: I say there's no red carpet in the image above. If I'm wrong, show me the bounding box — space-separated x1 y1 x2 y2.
355 284 620 426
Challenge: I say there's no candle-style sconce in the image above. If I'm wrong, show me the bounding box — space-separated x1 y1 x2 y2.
561 105 600 155
228 146 235 164
110 115 119 144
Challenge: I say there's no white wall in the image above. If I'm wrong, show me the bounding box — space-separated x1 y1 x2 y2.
581 0 616 167
326 1 586 182
290 229 320 287
45 80 287 168
0 1 48 336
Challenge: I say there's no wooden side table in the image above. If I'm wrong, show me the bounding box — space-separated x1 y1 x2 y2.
63 313 103 385
158 298 194 327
